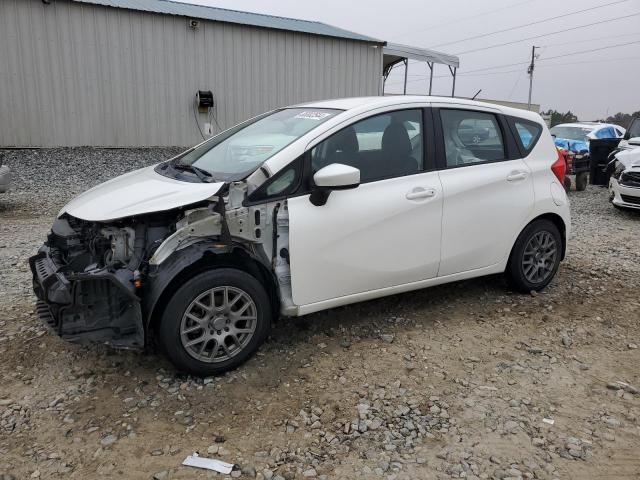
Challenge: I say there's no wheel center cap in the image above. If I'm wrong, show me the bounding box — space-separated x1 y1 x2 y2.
212 316 227 330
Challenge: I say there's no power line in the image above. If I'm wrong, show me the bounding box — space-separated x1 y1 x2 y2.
388 0 536 41
539 31 640 48
428 0 631 49
447 38 640 76
453 12 640 55
540 39 640 62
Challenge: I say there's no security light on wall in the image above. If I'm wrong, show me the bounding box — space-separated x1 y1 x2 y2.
189 19 200 30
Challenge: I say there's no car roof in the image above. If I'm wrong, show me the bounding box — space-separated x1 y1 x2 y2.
293 96 543 123
552 122 619 131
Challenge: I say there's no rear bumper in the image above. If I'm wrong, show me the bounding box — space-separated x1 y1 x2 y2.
0 165 11 193
29 245 144 349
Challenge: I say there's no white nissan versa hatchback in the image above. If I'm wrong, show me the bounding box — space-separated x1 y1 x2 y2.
30 96 570 376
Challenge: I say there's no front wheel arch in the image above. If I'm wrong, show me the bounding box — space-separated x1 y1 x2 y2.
146 247 280 337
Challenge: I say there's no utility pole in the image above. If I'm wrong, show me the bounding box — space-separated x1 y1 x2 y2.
527 46 538 111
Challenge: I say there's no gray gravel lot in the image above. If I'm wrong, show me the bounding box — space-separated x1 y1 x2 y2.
1 148 639 480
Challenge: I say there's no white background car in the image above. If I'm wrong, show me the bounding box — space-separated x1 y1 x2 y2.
609 142 640 210
0 154 11 193
31 96 571 375
551 122 626 147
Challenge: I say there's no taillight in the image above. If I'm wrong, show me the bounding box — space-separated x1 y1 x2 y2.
551 150 566 185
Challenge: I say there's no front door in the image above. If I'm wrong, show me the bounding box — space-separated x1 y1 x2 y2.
287 108 443 307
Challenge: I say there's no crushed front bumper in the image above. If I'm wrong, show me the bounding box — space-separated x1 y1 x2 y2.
29 246 144 349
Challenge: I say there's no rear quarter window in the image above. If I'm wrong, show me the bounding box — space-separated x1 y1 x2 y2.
510 118 543 155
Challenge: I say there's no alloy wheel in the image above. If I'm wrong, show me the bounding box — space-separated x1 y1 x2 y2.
179 286 257 363
522 231 558 284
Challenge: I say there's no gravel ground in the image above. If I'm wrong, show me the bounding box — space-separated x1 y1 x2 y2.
1 148 639 480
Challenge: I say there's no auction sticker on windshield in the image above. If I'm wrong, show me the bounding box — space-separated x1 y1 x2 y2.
294 111 333 120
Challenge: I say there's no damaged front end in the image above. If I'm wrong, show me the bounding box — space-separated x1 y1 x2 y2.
29 180 292 350
29 214 172 349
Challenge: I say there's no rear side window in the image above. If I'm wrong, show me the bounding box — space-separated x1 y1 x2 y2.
512 119 542 154
440 109 505 167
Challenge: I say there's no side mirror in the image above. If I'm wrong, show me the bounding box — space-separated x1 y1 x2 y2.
309 163 360 206
628 137 640 146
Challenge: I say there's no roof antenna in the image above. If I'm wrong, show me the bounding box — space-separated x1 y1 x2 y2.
471 89 482 100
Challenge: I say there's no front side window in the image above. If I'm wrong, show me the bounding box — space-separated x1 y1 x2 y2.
311 109 424 183
246 156 304 203
171 108 340 182
440 109 505 167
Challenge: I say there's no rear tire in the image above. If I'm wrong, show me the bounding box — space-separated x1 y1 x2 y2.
563 176 572 192
506 219 562 293
158 268 271 376
575 172 588 191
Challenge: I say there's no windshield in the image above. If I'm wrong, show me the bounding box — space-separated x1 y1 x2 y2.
628 118 640 139
174 108 340 181
550 126 591 142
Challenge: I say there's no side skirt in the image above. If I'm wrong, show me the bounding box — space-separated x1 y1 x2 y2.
294 263 506 316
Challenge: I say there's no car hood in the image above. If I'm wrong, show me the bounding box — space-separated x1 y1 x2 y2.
615 147 640 169
60 165 225 222
554 137 589 154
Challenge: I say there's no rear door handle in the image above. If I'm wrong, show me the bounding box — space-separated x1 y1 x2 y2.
406 187 436 200
506 171 528 182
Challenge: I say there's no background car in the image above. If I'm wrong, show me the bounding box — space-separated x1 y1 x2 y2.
609 134 640 210
550 122 625 191
0 154 11 193
551 122 625 152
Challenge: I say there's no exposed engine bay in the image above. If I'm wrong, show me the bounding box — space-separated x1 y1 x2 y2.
30 181 293 348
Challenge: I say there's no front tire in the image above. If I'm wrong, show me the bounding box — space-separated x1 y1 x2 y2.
158 268 272 376
506 219 562 293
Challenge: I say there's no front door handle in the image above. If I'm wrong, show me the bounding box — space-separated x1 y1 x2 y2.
406 187 436 200
506 171 528 182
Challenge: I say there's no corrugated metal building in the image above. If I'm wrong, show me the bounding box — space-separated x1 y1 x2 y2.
0 0 385 147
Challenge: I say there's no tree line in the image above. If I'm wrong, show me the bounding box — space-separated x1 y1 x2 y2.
542 109 640 128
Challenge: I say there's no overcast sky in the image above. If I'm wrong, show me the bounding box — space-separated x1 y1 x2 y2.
176 0 640 120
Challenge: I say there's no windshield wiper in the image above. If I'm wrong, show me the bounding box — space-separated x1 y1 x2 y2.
171 162 214 182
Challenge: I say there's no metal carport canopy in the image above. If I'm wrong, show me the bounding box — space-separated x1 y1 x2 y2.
383 43 460 96
383 43 459 71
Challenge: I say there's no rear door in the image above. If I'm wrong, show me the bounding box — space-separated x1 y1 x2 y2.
434 106 535 276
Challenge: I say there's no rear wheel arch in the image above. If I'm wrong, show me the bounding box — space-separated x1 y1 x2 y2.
533 213 567 260
509 213 566 263
505 214 565 292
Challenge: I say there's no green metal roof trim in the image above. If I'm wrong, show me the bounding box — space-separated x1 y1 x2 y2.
70 0 384 43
